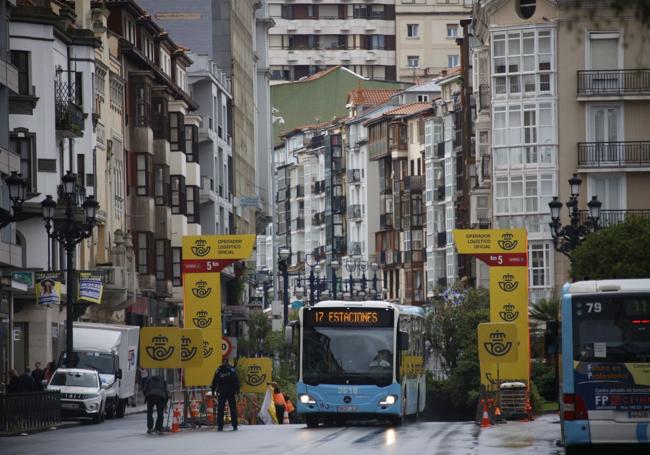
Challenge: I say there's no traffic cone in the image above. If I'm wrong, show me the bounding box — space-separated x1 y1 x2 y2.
171 405 181 433
206 395 215 425
480 400 491 428
283 412 290 425
190 396 199 419
494 405 503 423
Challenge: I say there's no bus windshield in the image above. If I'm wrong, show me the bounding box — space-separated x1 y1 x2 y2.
302 326 394 386
573 296 650 362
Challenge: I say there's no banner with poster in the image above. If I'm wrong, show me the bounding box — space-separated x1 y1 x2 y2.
78 271 105 304
35 272 63 306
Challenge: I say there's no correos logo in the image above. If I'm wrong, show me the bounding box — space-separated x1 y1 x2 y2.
191 239 211 257
483 331 512 357
145 334 175 361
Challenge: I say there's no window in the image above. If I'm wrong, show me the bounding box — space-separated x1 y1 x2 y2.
407 56 419 68
589 32 620 71
184 125 198 162
133 82 150 127
135 153 152 196
122 16 136 43
169 112 185 152
110 75 124 114
171 175 186 215
155 239 171 281
493 102 555 168
77 154 85 187
407 24 419 38
448 55 460 68
151 97 169 140
447 25 458 38
136 232 153 275
172 248 182 286
417 95 429 102
517 0 536 20
494 173 553 215
186 186 200 223
160 48 172 76
175 65 187 93
10 51 30 96
529 242 551 288
9 132 35 192
281 5 293 19
492 30 553 96
154 164 170 206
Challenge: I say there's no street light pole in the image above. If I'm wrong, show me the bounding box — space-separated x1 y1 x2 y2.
548 173 602 260
278 247 291 327
41 171 99 367
331 260 339 299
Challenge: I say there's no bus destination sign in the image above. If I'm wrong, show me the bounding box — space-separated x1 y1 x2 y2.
304 308 393 327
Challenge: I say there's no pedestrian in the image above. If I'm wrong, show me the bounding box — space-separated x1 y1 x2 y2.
31 362 45 391
211 358 239 431
6 369 20 393
143 374 169 434
272 384 286 424
139 367 149 390
284 393 296 424
44 362 57 383
19 368 35 392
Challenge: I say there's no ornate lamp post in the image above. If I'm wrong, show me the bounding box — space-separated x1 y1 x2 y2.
0 172 28 229
370 263 379 299
278 246 291 327
548 173 602 260
344 256 368 299
41 171 99 367
331 260 339 300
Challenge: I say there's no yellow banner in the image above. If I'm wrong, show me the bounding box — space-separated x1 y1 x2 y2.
184 273 222 386
488 266 530 384
139 327 182 368
181 329 203 368
35 272 63 306
182 235 256 261
453 229 527 254
478 323 519 364
401 355 425 378
238 357 272 394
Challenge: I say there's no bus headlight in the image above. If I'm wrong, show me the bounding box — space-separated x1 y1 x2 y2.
299 394 316 405
379 395 398 406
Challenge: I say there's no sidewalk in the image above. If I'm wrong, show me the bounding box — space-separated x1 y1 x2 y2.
125 404 147 416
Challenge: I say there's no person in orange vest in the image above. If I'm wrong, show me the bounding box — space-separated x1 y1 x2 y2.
283 393 296 424
272 384 286 424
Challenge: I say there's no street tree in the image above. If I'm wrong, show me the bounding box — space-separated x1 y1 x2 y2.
571 217 650 281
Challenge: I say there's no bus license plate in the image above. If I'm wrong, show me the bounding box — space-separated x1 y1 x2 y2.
628 411 650 418
337 405 357 412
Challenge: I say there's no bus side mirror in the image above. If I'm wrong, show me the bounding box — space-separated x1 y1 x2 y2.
284 325 293 345
399 331 410 350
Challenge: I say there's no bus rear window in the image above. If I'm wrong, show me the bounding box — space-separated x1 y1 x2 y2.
573 297 650 362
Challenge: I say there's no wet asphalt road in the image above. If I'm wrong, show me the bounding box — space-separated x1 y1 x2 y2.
3 413 563 455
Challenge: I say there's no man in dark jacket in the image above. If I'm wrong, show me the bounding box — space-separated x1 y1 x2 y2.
31 362 45 391
211 358 239 431
143 375 169 434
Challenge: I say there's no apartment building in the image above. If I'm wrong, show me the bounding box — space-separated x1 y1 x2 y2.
367 102 432 305
0 0 20 383
9 0 100 368
395 0 472 82
268 0 397 81
104 0 201 326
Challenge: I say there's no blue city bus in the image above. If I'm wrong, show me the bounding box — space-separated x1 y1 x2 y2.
293 301 425 427
560 279 650 452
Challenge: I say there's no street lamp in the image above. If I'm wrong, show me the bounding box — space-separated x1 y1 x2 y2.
370 263 379 298
0 172 28 229
548 173 602 260
278 247 291 327
344 256 368 299
314 264 322 302
41 171 99 368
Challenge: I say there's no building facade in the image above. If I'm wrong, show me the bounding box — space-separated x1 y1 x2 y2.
268 0 397 82
395 0 472 82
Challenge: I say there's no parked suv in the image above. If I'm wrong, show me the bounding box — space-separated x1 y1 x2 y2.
47 368 106 423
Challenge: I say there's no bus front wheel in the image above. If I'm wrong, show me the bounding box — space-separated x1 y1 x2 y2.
305 416 319 428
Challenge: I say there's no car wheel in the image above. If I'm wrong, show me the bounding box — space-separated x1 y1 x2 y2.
93 405 104 424
105 399 115 419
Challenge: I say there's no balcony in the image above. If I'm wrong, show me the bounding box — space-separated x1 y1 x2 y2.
436 186 446 202
332 156 344 172
348 204 364 220
55 81 84 137
348 169 362 184
312 211 325 226
333 236 346 254
403 175 425 192
580 209 650 228
436 232 447 248
577 70 650 99
293 217 305 231
295 185 305 198
380 213 393 230
577 142 650 168
200 175 216 204
312 180 325 195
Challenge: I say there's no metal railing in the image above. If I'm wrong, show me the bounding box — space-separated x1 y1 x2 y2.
348 169 362 183
0 391 61 435
577 142 650 167
55 80 84 135
312 211 325 226
348 204 363 219
403 175 425 192
579 209 650 228
577 69 650 96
